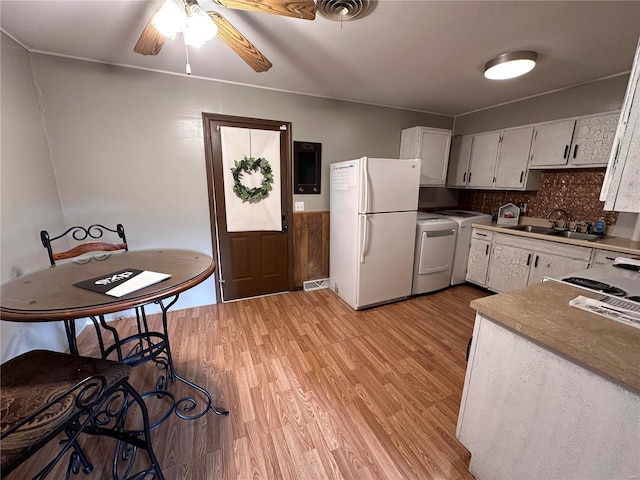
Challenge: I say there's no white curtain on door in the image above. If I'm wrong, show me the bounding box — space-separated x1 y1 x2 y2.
220 127 282 232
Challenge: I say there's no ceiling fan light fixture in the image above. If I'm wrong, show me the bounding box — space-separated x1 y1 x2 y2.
183 3 218 47
484 51 538 80
151 0 186 39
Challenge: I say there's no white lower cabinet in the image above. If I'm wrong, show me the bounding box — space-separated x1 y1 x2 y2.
458 313 640 480
485 233 591 293
486 243 531 292
526 253 590 285
466 229 494 286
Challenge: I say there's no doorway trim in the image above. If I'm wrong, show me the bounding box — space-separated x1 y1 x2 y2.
202 113 294 302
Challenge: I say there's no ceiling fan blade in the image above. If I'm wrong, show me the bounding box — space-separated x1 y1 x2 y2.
209 12 273 73
134 16 165 55
211 0 316 20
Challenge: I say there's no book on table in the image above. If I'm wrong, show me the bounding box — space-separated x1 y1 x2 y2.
73 268 171 298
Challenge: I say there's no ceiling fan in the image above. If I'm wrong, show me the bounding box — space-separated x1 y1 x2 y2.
133 0 317 73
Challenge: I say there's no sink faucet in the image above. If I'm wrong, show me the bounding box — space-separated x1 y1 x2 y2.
546 209 571 230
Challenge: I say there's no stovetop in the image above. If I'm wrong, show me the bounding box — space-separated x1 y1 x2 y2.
554 258 640 305
563 277 628 296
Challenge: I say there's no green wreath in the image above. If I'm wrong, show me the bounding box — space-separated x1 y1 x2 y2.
231 155 274 203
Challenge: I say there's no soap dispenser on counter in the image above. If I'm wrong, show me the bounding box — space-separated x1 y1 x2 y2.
594 217 607 235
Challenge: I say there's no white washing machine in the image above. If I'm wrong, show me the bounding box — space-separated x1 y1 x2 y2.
412 213 458 295
434 209 492 285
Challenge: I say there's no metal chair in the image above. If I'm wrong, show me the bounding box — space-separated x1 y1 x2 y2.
0 349 164 479
40 224 128 267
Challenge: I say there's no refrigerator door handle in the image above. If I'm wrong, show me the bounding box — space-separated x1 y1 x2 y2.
360 214 369 263
362 157 369 213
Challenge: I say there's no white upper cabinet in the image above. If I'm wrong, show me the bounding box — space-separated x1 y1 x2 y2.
601 38 640 213
530 112 619 169
495 126 540 189
446 135 473 187
571 113 619 166
468 131 500 188
529 118 576 167
447 127 540 191
400 126 452 187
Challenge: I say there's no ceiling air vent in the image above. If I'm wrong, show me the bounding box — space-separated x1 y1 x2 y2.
315 0 373 21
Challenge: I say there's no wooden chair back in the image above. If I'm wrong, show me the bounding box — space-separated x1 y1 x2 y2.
40 224 128 266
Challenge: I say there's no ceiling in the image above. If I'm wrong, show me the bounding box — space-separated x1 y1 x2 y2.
2 0 639 116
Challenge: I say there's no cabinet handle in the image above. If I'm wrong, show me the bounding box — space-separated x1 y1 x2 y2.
468 172 472 182
477 233 487 237
563 145 569 158
485 244 489 255
534 255 539 268
526 253 532 266
519 171 524 183
463 172 466 182
573 144 578 158
606 256 615 261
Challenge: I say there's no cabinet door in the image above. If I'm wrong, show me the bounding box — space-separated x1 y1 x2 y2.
468 132 500 188
601 40 640 213
495 126 534 188
527 253 590 286
529 119 576 167
400 127 452 186
571 113 619 166
466 239 491 286
447 135 472 187
418 128 452 186
487 244 531 292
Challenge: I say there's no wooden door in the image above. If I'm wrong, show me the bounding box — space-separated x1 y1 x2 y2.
203 113 293 302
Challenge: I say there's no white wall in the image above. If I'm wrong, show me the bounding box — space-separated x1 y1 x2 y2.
454 74 629 136
0 34 68 361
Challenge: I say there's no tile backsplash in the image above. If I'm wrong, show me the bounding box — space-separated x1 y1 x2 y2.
457 168 619 225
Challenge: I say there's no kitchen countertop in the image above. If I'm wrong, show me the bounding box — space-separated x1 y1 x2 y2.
470 281 640 393
472 222 640 255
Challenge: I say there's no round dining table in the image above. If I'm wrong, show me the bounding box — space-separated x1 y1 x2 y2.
0 249 228 420
0 249 215 321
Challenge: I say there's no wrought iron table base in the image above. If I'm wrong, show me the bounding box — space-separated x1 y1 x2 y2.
64 294 229 423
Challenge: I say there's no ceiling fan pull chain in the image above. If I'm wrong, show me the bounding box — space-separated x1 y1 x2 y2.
184 40 192 75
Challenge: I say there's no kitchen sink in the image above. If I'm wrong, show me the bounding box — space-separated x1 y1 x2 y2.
551 231 601 241
508 225 559 235
507 225 603 241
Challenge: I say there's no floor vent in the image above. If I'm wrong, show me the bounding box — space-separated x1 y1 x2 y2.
303 278 330 292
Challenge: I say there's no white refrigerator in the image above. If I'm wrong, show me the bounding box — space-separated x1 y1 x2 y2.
329 157 421 310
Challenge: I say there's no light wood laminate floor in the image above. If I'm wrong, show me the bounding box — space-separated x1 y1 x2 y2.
8 285 488 479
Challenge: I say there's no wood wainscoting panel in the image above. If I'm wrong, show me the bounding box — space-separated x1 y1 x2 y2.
292 211 329 288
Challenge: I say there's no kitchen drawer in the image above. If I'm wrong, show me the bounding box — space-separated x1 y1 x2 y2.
472 228 493 241
592 249 637 265
494 233 592 261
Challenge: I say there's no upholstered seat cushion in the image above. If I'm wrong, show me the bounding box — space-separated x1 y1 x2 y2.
0 350 130 471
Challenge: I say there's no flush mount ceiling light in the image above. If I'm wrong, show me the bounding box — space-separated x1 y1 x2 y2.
484 51 538 80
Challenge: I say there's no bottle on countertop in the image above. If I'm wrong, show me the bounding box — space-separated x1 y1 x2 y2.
594 217 607 235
